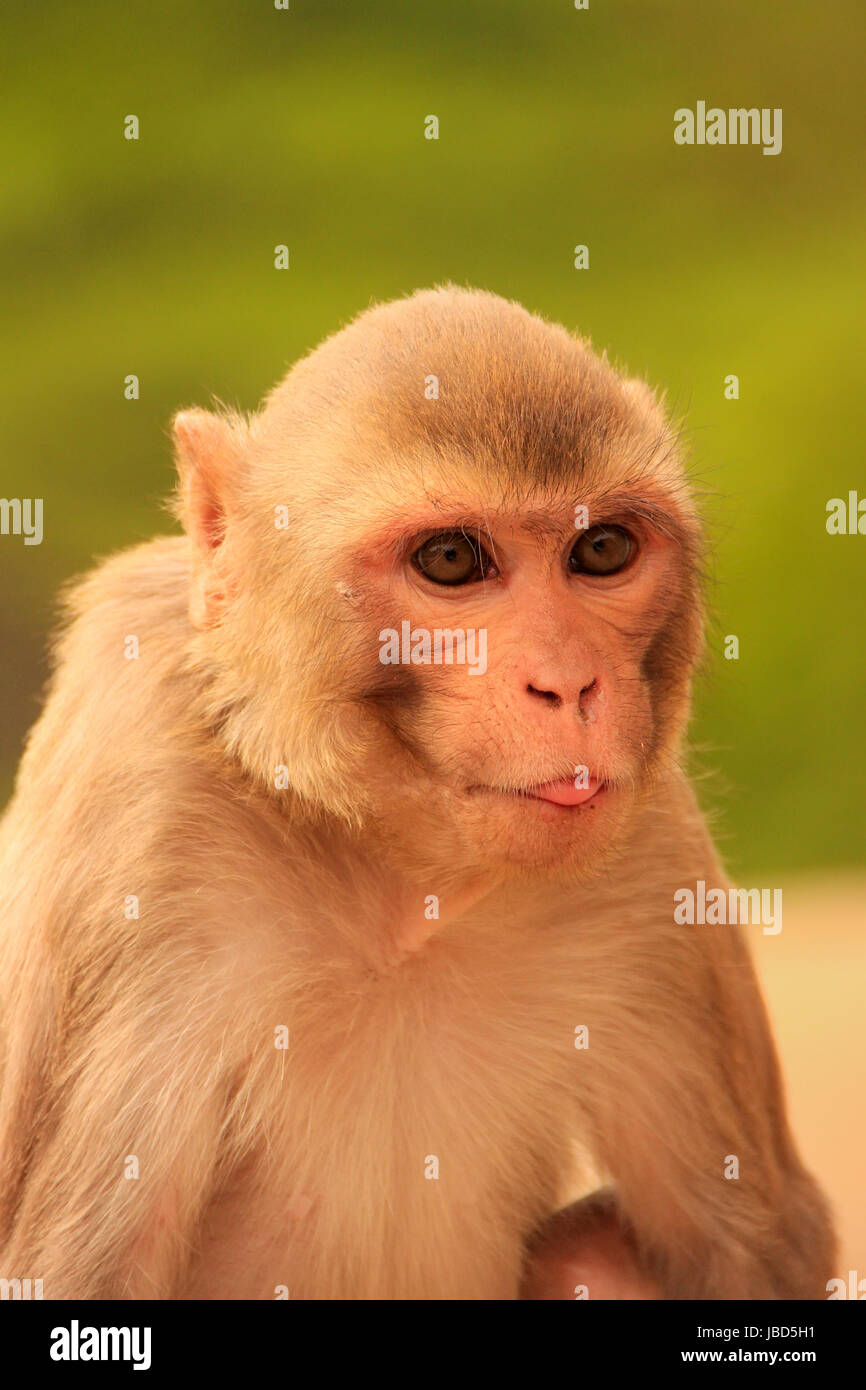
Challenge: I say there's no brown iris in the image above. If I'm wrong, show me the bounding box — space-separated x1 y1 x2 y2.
569 524 634 576
412 532 494 586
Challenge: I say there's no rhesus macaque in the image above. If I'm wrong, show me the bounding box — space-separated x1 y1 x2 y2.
0 287 834 1300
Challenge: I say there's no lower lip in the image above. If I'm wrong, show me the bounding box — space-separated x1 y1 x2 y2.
471 779 606 808
523 777 604 807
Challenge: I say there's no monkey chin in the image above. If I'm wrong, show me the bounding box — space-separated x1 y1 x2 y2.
361 775 635 889
453 781 635 882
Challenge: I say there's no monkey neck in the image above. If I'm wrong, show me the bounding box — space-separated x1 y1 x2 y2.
288 814 507 963
273 767 717 971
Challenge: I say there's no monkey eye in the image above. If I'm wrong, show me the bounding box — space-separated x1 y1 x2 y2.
569 524 634 576
411 532 496 586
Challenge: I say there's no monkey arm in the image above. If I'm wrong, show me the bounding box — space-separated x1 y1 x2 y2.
0 968 234 1299
568 790 836 1300
0 541 238 1297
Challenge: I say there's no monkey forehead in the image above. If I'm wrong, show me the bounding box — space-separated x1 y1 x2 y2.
256 286 687 498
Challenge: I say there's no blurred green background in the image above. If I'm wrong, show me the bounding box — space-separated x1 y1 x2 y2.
1 0 864 876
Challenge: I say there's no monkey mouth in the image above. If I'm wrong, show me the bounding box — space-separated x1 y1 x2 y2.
523 776 604 806
469 777 605 808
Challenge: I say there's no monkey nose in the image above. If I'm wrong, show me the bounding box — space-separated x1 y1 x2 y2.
525 678 600 723
526 682 563 709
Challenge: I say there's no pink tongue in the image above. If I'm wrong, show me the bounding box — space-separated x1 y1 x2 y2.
528 777 601 806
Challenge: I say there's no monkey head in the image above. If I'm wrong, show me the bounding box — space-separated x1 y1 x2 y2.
172 287 702 885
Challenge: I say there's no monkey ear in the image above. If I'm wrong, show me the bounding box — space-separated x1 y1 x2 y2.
171 407 248 628
172 407 242 549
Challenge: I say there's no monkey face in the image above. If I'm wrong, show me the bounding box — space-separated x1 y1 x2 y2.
178 287 702 883
345 494 699 880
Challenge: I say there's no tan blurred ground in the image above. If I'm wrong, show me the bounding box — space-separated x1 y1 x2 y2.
750 874 865 1280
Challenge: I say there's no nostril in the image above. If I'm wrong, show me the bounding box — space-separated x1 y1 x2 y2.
527 683 563 709
578 678 601 723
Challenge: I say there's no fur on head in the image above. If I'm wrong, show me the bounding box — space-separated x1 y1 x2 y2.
171 286 702 881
